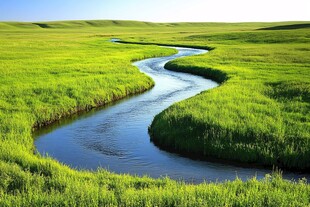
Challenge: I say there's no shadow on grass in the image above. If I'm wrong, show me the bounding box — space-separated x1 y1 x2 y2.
32 23 51 28
258 23 310 30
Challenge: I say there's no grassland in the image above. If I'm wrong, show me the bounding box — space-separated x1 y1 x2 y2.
0 20 309 206
116 22 310 170
147 24 310 171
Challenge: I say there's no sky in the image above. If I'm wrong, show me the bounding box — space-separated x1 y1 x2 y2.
0 0 309 22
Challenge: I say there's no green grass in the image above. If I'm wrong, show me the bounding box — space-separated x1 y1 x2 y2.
148 26 310 171
0 20 309 206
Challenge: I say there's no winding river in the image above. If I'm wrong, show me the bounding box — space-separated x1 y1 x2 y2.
34 43 309 183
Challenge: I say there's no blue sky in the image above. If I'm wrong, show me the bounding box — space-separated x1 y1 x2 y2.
0 0 309 22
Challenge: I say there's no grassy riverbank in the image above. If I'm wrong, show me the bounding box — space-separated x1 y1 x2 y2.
0 20 309 206
147 23 310 171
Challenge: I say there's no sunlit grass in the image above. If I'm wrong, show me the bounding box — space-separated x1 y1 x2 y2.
149 28 310 170
0 20 309 206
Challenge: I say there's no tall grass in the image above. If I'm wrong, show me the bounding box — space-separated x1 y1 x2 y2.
0 20 309 206
148 29 310 170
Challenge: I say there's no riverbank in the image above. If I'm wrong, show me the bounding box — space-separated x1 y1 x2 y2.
147 25 310 171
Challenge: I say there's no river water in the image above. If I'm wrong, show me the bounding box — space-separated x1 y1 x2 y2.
34 45 309 183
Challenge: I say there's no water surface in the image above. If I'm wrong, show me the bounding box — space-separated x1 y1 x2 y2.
34 46 309 183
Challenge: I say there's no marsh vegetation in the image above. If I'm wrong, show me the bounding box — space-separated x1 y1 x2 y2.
0 20 309 206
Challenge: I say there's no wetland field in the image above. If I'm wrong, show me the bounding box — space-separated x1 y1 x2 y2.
0 20 309 206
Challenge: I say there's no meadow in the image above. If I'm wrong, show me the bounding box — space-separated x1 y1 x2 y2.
0 20 309 206
148 24 310 170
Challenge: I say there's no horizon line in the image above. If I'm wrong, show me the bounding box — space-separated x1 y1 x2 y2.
1 19 310 24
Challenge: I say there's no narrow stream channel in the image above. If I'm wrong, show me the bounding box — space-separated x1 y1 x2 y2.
34 43 309 183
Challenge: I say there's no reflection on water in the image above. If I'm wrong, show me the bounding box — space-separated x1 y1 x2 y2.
34 46 310 183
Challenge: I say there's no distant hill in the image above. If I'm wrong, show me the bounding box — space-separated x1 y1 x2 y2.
0 20 309 30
